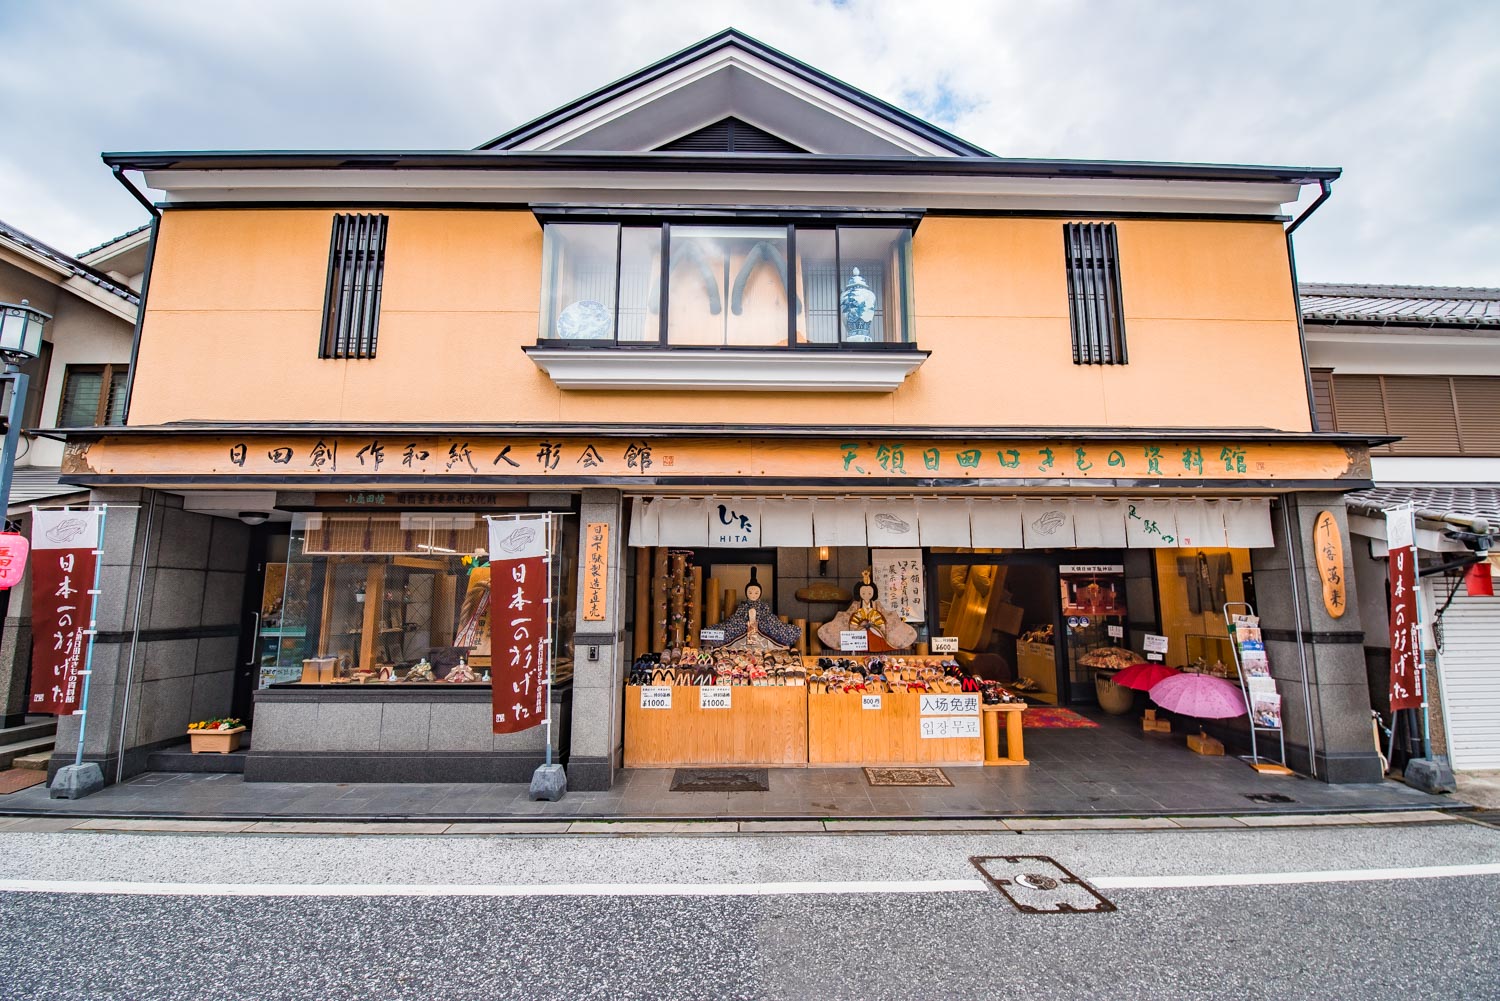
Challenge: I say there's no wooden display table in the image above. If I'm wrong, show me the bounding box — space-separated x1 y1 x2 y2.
808 691 984 766
982 703 1029 766
624 685 807 767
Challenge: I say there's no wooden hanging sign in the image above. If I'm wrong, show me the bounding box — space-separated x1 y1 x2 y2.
1312 510 1347 618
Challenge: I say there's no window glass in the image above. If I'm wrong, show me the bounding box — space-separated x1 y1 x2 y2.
667 226 788 346
617 227 661 342
837 227 912 343
540 224 618 341
1153 548 1254 674
58 368 105 427
267 511 578 687
795 229 839 344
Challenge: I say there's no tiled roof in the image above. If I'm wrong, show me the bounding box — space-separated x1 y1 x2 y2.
78 222 151 258
1346 485 1500 523
0 219 140 306
1300 282 1500 328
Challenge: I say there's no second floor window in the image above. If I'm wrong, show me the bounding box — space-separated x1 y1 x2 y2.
320 213 388 359
57 363 128 427
1064 222 1127 365
538 222 914 347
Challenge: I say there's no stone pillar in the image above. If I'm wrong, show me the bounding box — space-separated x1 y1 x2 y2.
0 510 37 727
1249 493 1382 783
48 488 250 784
567 489 626 790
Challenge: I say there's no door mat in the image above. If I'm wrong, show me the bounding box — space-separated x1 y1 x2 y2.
0 769 48 794
1022 707 1100 729
670 768 770 793
864 767 953 787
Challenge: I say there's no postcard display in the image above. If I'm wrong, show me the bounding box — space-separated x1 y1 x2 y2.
623 550 1010 768
1227 608 1289 770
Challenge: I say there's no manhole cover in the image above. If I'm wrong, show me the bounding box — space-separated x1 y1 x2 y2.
669 768 769 793
970 856 1116 914
1245 793 1296 804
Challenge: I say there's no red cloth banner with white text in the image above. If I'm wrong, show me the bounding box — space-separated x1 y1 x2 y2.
28 509 104 715
1386 507 1422 712
488 514 551 735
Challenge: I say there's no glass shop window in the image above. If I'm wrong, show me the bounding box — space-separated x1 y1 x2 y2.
537 222 913 347
260 511 577 687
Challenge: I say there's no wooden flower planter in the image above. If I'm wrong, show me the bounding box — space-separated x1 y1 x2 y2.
187 726 246 754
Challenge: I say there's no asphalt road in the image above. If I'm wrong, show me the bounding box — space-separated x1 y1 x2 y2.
2 820 1498 1000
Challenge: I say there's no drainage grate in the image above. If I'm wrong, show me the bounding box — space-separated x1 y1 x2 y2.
669 768 769 793
969 856 1116 914
1244 793 1296 804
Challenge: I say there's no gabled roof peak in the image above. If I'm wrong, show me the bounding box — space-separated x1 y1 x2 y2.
477 28 991 159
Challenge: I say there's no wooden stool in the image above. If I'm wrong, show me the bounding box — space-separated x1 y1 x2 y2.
982 703 1028 766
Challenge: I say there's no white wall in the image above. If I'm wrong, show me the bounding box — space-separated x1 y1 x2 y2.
23 293 135 468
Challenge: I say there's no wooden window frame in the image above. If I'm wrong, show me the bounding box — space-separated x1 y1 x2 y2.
56 362 128 428
1064 222 1128 365
319 213 389 360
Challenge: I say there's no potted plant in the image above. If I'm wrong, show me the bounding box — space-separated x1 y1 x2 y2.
186 717 246 753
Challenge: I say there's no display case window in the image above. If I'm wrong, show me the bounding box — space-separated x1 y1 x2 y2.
260 511 577 687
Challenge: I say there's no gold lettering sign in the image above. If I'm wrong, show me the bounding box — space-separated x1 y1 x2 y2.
1313 510 1346 618
583 521 609 622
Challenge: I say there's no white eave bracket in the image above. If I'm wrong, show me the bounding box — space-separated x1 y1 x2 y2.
524 346 929 392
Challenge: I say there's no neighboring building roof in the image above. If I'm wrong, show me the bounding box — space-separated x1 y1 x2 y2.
0 219 140 306
475 28 994 157
1301 282 1500 329
1346 485 1500 523
5 468 88 514
78 222 151 259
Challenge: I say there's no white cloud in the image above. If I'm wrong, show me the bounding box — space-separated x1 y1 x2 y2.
0 0 1495 284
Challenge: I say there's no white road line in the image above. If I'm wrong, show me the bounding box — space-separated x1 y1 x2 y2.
0 878 992 898
1091 862 1500 889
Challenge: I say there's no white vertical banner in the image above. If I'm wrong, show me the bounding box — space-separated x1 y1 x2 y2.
872 548 926 622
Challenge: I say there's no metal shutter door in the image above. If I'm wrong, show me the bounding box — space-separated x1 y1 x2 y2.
1433 584 1500 770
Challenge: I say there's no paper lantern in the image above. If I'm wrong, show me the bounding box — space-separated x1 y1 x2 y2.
0 533 30 590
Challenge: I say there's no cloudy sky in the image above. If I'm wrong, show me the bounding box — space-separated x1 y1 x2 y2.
1 1 1495 285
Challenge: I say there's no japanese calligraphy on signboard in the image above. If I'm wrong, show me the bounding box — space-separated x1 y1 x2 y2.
28 509 104 715
872 549 925 623
583 521 609 622
487 515 551 735
1312 510 1346 619
1386 506 1422 712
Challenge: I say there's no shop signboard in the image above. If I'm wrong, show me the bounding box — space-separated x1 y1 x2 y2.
920 716 981 739
1312 511 1346 618
920 694 980 716
1386 506 1423 712
582 521 609 622
640 686 672 709
840 630 869 652
699 686 732 710
488 515 551 734
28 509 104 715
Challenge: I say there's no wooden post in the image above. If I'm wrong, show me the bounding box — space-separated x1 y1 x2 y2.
793 618 807 655
634 546 651 657
690 566 704 643
723 588 739 619
705 576 721 625
668 552 687 648
652 547 668 651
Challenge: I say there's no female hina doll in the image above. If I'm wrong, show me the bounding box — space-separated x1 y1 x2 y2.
818 570 918 652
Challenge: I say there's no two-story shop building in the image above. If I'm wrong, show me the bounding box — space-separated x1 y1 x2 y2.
52 30 1387 792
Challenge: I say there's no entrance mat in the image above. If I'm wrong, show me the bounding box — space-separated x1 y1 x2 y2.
1022 708 1100 729
0 769 48 795
864 767 953 788
670 768 769 793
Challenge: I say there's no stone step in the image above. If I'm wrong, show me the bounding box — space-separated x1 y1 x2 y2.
0 720 57 746
0 737 57 770
12 751 52 771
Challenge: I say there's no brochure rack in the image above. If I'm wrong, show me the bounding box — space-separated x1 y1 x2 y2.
1223 602 1292 775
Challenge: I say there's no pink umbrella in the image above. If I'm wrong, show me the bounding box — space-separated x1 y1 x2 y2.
1149 673 1247 719
1112 662 1180 692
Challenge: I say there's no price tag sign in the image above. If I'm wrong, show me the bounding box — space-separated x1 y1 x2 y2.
640 686 672 710
920 716 981 739
699 686 732 710
920 693 980 715
861 695 883 711
840 630 869 652
1143 633 1169 654
699 628 725 645
930 636 959 654
1107 625 1124 640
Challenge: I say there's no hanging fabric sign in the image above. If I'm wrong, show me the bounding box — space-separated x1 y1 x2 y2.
872 548 925 623
707 498 761 548
1385 506 1422 712
28 509 104 715
488 514 551 735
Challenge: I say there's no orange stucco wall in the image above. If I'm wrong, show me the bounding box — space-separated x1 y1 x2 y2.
128 209 1311 431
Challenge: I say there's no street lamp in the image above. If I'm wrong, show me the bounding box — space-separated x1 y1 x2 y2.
0 299 50 527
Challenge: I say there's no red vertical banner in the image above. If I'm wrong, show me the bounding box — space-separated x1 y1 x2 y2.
1386 507 1422 711
28 510 104 715
488 515 551 735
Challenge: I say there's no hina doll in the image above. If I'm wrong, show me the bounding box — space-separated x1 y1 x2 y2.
818 570 918 652
454 549 492 655
713 567 801 650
